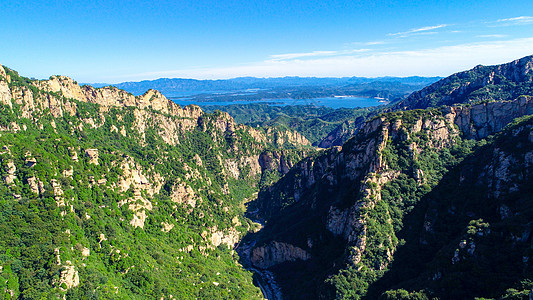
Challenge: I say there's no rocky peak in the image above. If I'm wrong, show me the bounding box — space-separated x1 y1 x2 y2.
35 75 87 102
0 64 12 108
138 89 172 113
492 54 533 83
0 64 7 80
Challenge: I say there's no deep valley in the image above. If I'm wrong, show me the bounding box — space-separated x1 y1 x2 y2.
0 55 532 300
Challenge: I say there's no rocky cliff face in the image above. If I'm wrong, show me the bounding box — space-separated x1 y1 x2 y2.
258 149 313 177
370 116 533 299
33 75 197 117
249 109 459 273
251 241 311 269
448 95 532 139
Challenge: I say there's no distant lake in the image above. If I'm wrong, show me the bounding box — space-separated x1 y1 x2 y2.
171 96 387 109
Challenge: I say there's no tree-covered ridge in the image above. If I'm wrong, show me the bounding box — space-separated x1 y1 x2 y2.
395 54 533 110
0 64 313 299
246 99 532 299
203 103 378 147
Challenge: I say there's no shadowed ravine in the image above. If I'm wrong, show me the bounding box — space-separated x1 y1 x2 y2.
237 210 283 300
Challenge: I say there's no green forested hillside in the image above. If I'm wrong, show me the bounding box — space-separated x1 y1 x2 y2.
0 66 312 299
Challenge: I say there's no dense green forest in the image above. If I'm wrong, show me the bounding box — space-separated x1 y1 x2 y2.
0 105 263 299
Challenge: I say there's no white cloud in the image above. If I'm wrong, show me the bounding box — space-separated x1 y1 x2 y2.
497 16 533 24
476 34 508 38
125 38 533 80
389 24 448 37
268 49 371 61
364 41 386 46
269 50 339 61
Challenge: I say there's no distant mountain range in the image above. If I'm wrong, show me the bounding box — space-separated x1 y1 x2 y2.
91 76 442 97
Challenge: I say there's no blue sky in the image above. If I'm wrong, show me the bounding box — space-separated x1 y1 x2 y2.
1 0 533 83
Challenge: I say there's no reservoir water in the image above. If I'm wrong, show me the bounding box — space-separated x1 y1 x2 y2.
170 96 387 109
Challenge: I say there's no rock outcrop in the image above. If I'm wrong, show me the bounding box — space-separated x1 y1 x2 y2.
59 263 80 290
0 65 12 108
448 96 533 139
251 241 311 269
85 149 99 165
209 227 240 249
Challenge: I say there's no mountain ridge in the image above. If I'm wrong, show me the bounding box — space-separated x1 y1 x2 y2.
316 54 533 149
395 54 533 110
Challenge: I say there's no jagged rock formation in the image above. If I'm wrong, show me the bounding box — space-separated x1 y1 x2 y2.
449 95 532 139
251 241 311 269
0 65 310 148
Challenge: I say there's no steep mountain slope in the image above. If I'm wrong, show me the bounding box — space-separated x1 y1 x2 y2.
0 65 312 299
246 97 532 299
395 55 533 110
372 115 533 299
